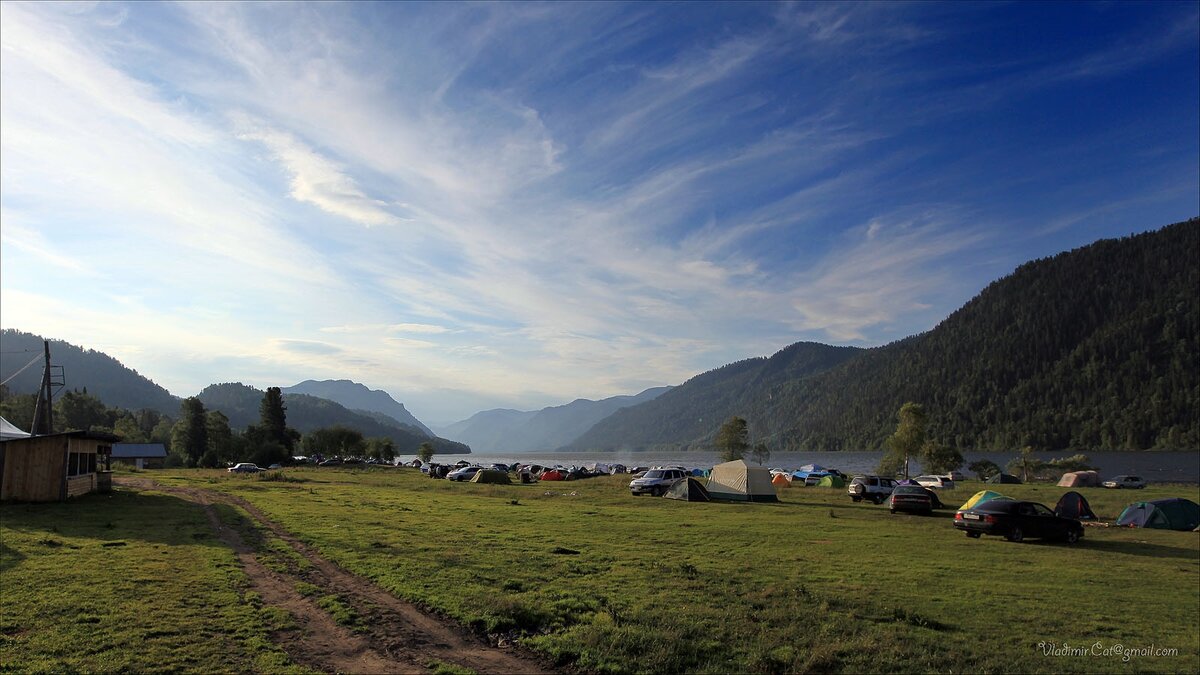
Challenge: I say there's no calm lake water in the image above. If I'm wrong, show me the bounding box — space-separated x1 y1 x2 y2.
425 450 1200 484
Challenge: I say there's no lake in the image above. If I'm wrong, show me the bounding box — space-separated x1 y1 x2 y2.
425 449 1200 483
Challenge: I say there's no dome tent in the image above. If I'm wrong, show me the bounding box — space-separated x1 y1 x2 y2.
469 469 512 484
1054 491 1097 520
664 477 711 502
958 490 1010 511
1116 498 1200 531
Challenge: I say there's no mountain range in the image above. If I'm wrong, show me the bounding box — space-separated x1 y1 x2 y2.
573 218 1199 452
282 380 434 436
434 386 671 454
3 218 1196 454
196 382 468 454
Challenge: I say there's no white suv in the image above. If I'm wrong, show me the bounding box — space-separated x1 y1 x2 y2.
848 475 898 504
915 475 956 490
629 468 688 496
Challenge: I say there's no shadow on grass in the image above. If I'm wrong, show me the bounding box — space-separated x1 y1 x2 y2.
0 539 26 574
0 490 229 555
1073 538 1199 560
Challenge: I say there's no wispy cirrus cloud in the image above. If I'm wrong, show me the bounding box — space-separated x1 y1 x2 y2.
2 1 1195 422
234 114 405 227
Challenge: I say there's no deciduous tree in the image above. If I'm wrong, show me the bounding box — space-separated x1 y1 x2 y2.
880 402 926 478
715 416 749 462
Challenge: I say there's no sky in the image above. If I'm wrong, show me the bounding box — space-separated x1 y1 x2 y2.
1 2 1197 426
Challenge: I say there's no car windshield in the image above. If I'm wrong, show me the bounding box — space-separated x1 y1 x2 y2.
894 486 926 495
643 470 665 479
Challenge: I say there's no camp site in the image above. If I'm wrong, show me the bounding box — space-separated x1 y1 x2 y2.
2 456 1197 674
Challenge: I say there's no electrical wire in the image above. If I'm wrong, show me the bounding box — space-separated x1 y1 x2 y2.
1 354 43 386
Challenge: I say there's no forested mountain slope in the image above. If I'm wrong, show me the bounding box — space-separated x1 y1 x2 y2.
576 218 1199 452
0 329 179 414
570 342 863 450
197 382 470 454
282 379 433 436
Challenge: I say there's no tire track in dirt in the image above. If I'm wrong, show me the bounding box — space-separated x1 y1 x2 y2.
117 477 553 675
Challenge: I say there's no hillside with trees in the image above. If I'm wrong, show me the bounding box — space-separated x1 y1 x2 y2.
282 379 433 436
571 342 864 450
575 218 1200 452
197 383 469 454
0 329 179 414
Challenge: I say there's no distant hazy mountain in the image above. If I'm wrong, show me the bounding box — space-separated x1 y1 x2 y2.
0 329 180 414
575 218 1200 452
282 379 433 436
570 343 862 451
436 386 671 453
198 382 470 454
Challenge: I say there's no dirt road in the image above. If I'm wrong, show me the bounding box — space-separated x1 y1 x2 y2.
116 477 552 675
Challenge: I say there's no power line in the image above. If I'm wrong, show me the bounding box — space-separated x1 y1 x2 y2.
1 354 44 386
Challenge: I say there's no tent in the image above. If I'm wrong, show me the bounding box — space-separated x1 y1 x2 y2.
1054 491 1097 520
664 477 711 502
706 459 778 503
816 475 846 488
1116 498 1200 531
958 490 1010 511
539 469 566 481
0 416 31 441
469 469 512 484
1057 471 1102 488
771 473 792 487
988 473 1023 484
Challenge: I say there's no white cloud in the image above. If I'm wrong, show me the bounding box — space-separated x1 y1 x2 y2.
233 114 404 227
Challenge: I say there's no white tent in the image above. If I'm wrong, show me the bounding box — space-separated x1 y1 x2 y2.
706 459 778 503
0 416 31 441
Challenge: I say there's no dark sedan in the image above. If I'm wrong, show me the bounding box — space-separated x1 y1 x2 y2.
889 485 944 514
955 499 1083 543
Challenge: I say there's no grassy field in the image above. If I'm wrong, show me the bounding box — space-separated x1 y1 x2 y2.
0 488 303 673
4 468 1198 673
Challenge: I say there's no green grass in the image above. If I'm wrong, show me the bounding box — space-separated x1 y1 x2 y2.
146 467 1200 674
2 468 1200 672
0 489 304 673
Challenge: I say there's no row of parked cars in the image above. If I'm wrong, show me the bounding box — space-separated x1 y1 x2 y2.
845 473 1086 544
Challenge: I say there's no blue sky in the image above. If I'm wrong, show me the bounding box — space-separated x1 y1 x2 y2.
1 2 1197 425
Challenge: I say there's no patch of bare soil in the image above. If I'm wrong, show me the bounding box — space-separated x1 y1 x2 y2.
116 477 553 674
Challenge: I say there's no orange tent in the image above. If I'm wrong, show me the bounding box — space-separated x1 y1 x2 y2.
771 473 791 487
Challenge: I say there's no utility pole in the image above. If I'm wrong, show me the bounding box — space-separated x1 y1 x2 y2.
29 340 62 435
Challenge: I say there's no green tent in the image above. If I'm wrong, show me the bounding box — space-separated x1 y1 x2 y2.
469 469 512 484
1116 498 1200 531
664 477 711 502
816 474 846 488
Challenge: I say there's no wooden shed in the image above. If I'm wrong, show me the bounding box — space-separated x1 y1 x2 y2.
0 431 117 502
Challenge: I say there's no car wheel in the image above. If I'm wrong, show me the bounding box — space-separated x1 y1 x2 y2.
966 532 981 538
850 497 861 502
1064 528 1080 544
873 495 885 505
889 508 896 514
851 483 865 496
1006 527 1024 543
652 486 663 497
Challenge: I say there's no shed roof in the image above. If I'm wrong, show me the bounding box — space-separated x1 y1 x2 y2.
111 443 168 459
0 429 121 444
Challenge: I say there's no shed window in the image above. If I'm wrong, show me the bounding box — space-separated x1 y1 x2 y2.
66 452 96 477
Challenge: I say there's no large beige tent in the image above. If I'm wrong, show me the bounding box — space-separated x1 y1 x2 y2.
706 459 778 502
1057 470 1101 488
